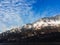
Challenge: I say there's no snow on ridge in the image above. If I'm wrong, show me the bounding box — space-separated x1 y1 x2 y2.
33 15 60 30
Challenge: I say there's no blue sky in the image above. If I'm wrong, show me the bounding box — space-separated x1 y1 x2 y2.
33 0 60 17
0 0 60 32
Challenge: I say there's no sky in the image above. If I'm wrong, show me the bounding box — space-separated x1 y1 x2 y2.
0 0 60 32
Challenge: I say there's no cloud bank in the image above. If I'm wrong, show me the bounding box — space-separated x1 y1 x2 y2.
0 0 37 32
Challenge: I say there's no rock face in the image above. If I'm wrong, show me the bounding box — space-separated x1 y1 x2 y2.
0 15 60 43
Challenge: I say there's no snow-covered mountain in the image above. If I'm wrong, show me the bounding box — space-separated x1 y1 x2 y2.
22 15 60 30
32 15 60 30
0 15 60 43
2 15 60 33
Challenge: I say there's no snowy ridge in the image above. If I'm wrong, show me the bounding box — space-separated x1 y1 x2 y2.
23 15 60 30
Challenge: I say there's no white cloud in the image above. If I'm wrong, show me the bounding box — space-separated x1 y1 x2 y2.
0 0 37 32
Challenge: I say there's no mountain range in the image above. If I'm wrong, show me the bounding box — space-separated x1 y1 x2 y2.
0 15 60 43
